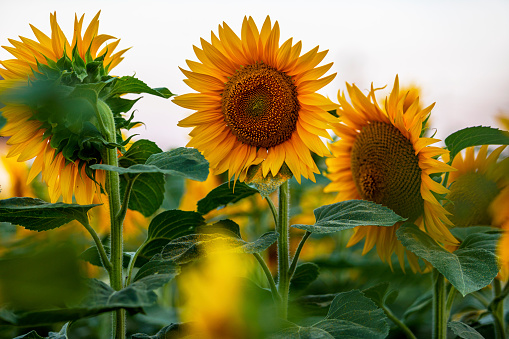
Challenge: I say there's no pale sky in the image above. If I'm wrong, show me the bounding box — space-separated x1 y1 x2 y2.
1 0 509 150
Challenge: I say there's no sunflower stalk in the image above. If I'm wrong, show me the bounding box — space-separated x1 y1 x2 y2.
277 180 291 319
490 279 506 339
432 269 447 339
96 99 126 339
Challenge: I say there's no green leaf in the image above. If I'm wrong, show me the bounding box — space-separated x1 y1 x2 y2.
146 147 209 182
448 321 485 339
79 246 131 268
1 278 157 327
396 223 499 296
119 139 162 167
445 126 509 161
197 181 259 214
292 200 406 233
132 323 189 339
0 198 99 231
13 331 45 339
136 210 206 265
403 291 432 321
0 112 6 130
363 282 399 308
272 290 389 339
108 76 174 99
18 322 71 339
290 263 320 295
159 225 278 265
132 260 180 290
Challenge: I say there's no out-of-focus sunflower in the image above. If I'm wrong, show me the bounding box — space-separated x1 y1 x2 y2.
325 76 457 273
445 145 509 279
0 12 128 204
173 16 338 184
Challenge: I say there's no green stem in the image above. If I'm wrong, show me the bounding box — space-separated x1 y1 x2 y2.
117 174 139 225
383 305 417 339
266 196 278 227
432 269 447 339
491 279 506 339
253 253 281 304
97 100 125 339
288 231 311 280
277 180 290 319
125 241 146 286
80 218 112 273
445 285 457 320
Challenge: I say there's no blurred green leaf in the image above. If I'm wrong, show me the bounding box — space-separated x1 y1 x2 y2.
197 181 259 214
290 263 320 295
108 76 174 99
15 322 70 339
79 246 131 268
292 200 405 233
396 223 499 296
403 291 432 321
131 323 189 339
136 210 206 266
449 321 485 339
363 282 399 308
0 112 6 130
132 260 180 290
0 197 99 231
445 126 509 161
272 290 389 338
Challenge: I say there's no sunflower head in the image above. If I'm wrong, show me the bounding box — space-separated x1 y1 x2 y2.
325 76 457 273
173 16 338 184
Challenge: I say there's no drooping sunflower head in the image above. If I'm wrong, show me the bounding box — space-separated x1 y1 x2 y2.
0 12 130 204
173 16 338 184
325 76 458 273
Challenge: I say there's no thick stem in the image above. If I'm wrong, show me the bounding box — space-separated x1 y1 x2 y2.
277 180 290 319
253 253 281 304
97 100 125 339
432 269 447 339
80 218 112 273
383 305 417 339
288 231 311 280
491 279 506 339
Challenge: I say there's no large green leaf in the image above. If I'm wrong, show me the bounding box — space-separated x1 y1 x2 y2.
146 147 209 182
445 126 509 161
292 200 406 233
159 220 278 265
136 210 206 265
448 321 485 339
396 223 499 296
132 260 180 290
107 76 174 99
197 181 259 214
0 278 156 327
362 282 399 308
290 263 320 295
0 198 99 231
272 290 389 339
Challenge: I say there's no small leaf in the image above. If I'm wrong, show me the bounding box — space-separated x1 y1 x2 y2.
136 210 206 265
363 282 399 308
445 126 509 161
396 223 499 296
290 263 320 295
448 321 485 339
0 197 99 231
292 200 406 233
197 181 259 214
79 246 131 268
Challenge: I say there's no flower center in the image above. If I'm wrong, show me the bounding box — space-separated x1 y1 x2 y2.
351 121 424 220
446 172 499 226
221 63 299 148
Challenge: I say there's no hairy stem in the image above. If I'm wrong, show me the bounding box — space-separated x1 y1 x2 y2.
432 269 447 339
288 231 311 280
80 218 112 273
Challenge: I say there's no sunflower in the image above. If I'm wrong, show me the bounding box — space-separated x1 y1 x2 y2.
445 145 509 279
173 16 338 184
0 12 127 204
324 76 457 273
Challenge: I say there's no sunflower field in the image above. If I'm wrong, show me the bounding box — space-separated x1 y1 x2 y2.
0 7 508 339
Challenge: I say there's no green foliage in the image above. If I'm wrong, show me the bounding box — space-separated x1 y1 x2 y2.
448 321 485 339
0 112 6 130
131 323 188 339
445 126 509 161
0 197 99 231
0 278 157 327
363 282 399 308
290 263 320 295
106 76 174 99
132 260 180 290
273 290 390 338
136 210 206 265
197 181 259 214
159 220 278 265
292 200 406 233
13 323 69 339
79 246 131 268
146 148 209 182
396 223 499 296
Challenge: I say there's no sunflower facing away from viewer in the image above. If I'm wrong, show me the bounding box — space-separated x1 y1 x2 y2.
325 76 458 272
173 16 338 183
0 12 128 204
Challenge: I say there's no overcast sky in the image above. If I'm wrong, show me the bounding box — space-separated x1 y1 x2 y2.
2 0 509 150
